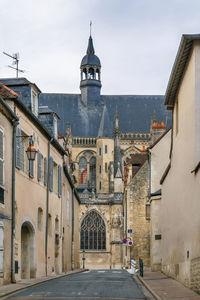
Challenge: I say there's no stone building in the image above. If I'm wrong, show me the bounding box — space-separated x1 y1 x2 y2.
0 86 18 284
0 34 170 270
124 153 150 268
0 81 80 284
153 34 200 292
37 34 170 269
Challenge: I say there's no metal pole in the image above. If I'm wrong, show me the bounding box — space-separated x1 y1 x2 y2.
83 250 85 269
45 138 53 276
71 188 74 270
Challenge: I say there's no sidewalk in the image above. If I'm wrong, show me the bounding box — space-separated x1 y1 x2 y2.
0 269 87 298
137 271 200 300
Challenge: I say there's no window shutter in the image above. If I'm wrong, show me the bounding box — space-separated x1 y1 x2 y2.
37 151 41 181
58 165 62 198
44 157 47 185
0 131 3 160
20 140 25 171
29 160 34 178
50 157 53 192
0 131 3 187
16 127 21 169
0 161 3 187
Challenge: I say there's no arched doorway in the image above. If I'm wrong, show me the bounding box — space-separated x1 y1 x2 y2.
21 221 36 279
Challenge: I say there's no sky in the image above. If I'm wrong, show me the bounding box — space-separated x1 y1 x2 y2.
0 0 200 95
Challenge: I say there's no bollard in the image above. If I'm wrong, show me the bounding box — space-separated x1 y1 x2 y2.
139 258 143 277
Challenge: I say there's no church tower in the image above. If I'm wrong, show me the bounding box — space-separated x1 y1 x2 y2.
80 35 102 106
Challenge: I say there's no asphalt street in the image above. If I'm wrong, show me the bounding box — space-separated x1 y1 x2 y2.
5 270 149 300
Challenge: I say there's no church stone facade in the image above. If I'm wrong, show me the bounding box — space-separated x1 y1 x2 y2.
1 35 170 270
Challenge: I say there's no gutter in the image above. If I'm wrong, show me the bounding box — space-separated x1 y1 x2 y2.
146 149 151 197
11 119 19 283
45 137 53 276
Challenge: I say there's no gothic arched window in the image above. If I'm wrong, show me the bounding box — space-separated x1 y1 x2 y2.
89 157 96 188
79 157 87 186
80 211 106 250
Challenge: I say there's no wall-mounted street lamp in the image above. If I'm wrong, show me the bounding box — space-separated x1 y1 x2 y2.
26 137 37 161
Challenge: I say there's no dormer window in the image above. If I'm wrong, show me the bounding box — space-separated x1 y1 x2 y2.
31 90 38 117
53 115 58 139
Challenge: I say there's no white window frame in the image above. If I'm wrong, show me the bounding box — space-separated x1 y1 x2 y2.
31 89 38 117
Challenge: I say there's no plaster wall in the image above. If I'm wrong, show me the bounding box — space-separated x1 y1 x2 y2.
14 105 63 280
161 44 200 290
0 112 13 285
150 130 171 193
150 196 162 271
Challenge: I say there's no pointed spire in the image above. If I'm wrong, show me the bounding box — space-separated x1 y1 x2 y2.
114 105 119 129
87 36 95 55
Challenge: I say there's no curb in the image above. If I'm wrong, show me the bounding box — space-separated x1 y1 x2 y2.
1 269 89 299
136 274 162 300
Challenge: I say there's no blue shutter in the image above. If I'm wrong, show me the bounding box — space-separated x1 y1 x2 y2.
58 165 62 198
37 151 41 181
16 127 21 169
50 157 53 192
44 157 47 185
29 160 34 178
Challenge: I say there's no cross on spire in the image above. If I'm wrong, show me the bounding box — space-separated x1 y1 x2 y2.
90 21 92 36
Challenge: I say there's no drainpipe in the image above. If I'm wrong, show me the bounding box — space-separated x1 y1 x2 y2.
45 138 53 277
71 188 74 270
11 120 19 283
147 149 151 197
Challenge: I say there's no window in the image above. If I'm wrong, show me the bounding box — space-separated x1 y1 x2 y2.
79 157 87 186
58 165 62 198
37 208 43 231
89 157 96 188
105 163 108 172
99 148 101 156
175 100 179 135
53 162 58 194
31 90 38 117
80 211 106 250
99 181 101 190
99 165 101 174
0 129 4 188
48 214 52 236
105 145 107 153
37 151 42 181
53 116 58 139
44 157 47 185
15 127 30 176
49 157 53 192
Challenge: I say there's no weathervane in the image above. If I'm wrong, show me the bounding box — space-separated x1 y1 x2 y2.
3 51 25 78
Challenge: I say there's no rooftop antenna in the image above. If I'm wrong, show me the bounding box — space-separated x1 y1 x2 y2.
3 51 25 78
90 21 92 36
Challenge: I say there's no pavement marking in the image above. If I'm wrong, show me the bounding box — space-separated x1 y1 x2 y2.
112 271 122 274
97 270 106 273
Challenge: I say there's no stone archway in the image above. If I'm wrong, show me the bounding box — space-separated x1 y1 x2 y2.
21 221 36 279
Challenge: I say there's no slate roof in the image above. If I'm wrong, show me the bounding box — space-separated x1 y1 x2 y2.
126 153 148 178
165 34 200 108
39 93 171 137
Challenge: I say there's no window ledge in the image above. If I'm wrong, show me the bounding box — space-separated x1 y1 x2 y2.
80 250 109 253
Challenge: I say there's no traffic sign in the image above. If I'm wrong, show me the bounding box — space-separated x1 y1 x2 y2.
128 229 132 233
128 241 133 246
82 257 86 260
122 238 127 244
